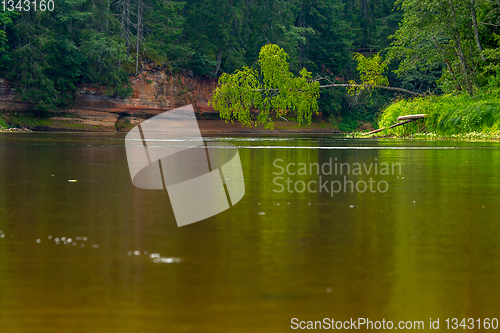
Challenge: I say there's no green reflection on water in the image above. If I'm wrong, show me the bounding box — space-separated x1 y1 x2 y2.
0 133 499 332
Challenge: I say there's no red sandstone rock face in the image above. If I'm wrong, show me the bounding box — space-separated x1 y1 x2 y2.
0 70 217 117
74 70 218 118
0 71 220 131
126 62 218 114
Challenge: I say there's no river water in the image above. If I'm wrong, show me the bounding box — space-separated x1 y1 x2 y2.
0 133 499 332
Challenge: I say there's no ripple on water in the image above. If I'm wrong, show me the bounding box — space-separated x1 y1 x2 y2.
34 235 97 249
127 250 182 264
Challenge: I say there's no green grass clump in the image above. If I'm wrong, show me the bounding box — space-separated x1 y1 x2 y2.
378 90 500 139
7 115 52 127
0 116 9 129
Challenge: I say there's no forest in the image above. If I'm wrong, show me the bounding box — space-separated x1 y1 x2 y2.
2 0 500 132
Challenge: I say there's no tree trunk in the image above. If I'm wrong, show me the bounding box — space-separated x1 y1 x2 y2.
432 36 461 90
106 0 110 28
214 48 223 77
299 2 304 69
361 0 372 21
453 31 473 94
470 0 486 61
118 0 126 68
448 0 473 94
432 37 454 77
126 0 131 57
136 0 142 74
319 83 424 96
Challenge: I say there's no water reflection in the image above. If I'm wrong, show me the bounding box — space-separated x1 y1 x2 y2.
0 133 499 332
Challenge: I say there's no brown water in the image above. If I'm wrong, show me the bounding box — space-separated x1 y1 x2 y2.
0 133 500 332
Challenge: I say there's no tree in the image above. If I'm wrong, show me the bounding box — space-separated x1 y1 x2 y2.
210 44 320 128
295 0 351 74
143 0 186 68
7 10 59 111
0 10 19 72
387 0 485 94
5 0 133 110
182 0 249 75
346 52 389 95
115 0 132 57
341 0 401 51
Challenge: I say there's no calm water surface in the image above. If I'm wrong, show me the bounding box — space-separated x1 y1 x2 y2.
0 133 500 332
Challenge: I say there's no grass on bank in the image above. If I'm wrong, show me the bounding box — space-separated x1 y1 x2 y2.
0 113 52 129
373 89 500 140
0 116 8 129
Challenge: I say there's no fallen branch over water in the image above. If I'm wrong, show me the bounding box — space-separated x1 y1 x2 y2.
319 84 424 97
362 114 427 136
253 84 424 97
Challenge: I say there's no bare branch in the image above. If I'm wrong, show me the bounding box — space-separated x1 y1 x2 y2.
319 83 424 96
252 83 424 96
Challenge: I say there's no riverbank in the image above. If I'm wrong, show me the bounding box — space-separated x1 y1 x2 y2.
362 90 500 140
0 69 341 135
0 112 341 135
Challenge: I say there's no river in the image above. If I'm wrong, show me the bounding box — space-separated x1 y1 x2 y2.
0 133 499 332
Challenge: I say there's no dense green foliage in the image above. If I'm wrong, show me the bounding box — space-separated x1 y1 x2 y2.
0 0 402 119
387 0 500 95
374 0 500 138
208 0 500 133
2 1 133 111
347 52 389 95
379 91 500 138
211 44 320 128
1 0 500 132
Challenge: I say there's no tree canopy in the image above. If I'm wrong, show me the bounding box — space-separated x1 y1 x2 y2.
1 0 499 126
